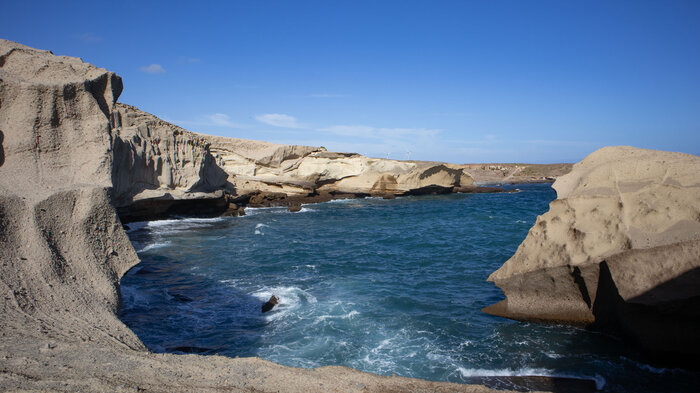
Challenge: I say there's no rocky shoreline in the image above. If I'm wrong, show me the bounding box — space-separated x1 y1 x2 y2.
0 39 528 392
1 38 698 392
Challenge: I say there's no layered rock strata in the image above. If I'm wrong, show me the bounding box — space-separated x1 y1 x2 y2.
110 103 485 221
0 39 507 392
484 146 700 359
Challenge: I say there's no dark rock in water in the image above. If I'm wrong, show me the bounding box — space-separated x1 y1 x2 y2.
288 203 302 212
262 295 279 313
168 346 214 354
122 224 130 230
400 185 454 196
237 206 246 216
248 191 288 207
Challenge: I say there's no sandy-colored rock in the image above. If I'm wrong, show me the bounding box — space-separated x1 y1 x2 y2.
108 105 475 218
0 39 510 392
110 103 231 207
485 146 700 357
462 163 572 184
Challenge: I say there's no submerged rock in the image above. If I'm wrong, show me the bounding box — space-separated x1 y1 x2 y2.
288 203 302 212
484 146 700 360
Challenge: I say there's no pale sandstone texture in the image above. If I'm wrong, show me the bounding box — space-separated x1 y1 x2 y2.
0 39 507 392
485 146 700 357
108 104 475 221
113 104 474 199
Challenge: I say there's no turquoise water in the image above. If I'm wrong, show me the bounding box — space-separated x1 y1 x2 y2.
121 184 697 392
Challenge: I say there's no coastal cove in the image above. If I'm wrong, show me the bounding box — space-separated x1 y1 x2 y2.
121 185 697 393
2 37 699 393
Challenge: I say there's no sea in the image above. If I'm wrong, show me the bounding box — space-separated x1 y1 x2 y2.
121 183 698 392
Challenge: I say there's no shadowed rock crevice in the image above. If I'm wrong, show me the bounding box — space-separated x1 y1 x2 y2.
571 266 592 309
0 130 5 167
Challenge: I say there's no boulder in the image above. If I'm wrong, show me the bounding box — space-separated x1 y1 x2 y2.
484 146 700 359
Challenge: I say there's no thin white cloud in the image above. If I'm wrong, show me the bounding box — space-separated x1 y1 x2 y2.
319 125 439 139
161 113 246 130
205 113 242 128
140 64 166 74
255 113 304 128
76 33 102 43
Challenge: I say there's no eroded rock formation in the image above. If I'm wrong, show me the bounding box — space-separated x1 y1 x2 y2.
484 146 700 359
0 39 502 392
109 103 479 221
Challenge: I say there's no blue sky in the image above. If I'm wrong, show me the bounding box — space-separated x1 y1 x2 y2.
3 1 699 163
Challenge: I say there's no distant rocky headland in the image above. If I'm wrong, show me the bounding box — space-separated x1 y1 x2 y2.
1 38 698 392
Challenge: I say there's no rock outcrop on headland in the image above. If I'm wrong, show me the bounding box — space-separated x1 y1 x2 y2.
484 146 700 359
112 103 475 200
110 103 479 221
0 39 505 392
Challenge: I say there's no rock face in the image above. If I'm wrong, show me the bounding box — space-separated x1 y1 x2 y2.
110 103 231 206
484 146 700 358
0 39 502 392
109 103 233 222
109 105 476 221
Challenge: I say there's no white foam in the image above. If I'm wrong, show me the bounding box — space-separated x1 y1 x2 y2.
314 310 360 323
136 241 171 253
457 367 606 390
544 352 564 359
622 357 673 374
324 198 355 204
254 223 268 235
251 286 317 321
146 216 227 228
124 221 148 233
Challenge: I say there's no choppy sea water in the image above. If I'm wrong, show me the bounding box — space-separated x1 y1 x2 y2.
121 184 697 392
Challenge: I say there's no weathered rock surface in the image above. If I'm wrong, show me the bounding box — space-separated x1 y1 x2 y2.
484 146 700 359
0 39 510 392
462 163 572 185
110 103 231 206
110 104 479 221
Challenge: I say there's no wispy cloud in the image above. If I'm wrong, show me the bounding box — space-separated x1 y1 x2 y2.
319 125 439 139
255 113 304 128
205 113 243 128
75 33 102 43
161 113 246 130
140 64 166 74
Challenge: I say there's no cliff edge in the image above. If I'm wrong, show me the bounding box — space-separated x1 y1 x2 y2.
484 146 700 359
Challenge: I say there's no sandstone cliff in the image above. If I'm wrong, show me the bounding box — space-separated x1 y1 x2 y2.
0 39 503 392
484 146 700 358
109 104 476 221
